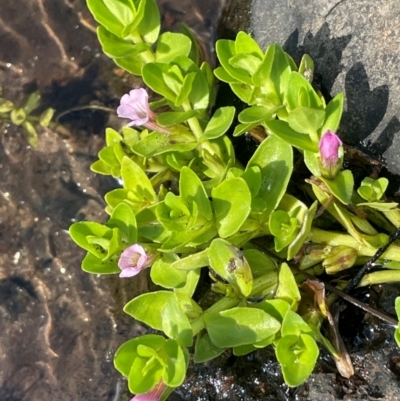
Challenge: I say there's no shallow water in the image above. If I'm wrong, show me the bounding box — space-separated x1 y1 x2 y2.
1 1 399 400
0 1 229 400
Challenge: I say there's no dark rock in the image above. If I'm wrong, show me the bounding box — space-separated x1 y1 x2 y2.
251 0 400 176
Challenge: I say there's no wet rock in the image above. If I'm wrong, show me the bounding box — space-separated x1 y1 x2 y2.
251 0 400 177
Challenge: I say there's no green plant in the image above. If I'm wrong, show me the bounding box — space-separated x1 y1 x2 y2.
0 88 54 147
69 1 400 399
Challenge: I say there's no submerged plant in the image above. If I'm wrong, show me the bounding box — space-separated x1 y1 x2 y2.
69 0 400 399
0 88 54 147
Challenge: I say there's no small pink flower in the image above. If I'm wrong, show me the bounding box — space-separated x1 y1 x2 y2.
131 381 165 401
319 130 343 170
117 88 167 133
118 244 154 278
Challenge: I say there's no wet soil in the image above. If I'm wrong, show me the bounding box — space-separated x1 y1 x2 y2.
0 1 399 400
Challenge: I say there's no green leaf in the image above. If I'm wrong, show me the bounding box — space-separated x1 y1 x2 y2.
157 110 199 126
395 297 400 347
187 64 210 110
107 202 137 244
87 0 135 38
131 131 197 157
287 201 318 260
155 32 191 62
97 26 149 58
216 39 253 85
180 167 213 220
69 221 111 259
246 134 293 218
230 82 256 104
232 344 257 356
269 210 298 238
39 108 54 127
214 66 239 84
0 99 14 112
320 92 344 134
269 210 299 252
233 122 258 137
303 150 321 177
254 299 291 323
241 166 261 198
81 252 120 274
142 62 177 101
204 307 281 348
200 106 235 141
281 311 313 337
162 294 193 347
201 61 216 104
242 249 276 278
22 121 38 147
114 334 165 378
269 45 292 101
157 193 192 232
23 92 41 114
229 54 262 76
357 202 398 211
150 253 188 289
252 44 275 87
276 333 319 387
320 170 354 205
121 156 157 203
208 238 253 297
212 177 252 238
98 145 119 169
194 331 225 362
162 339 188 387
357 177 388 202
114 53 143 76
285 71 323 111
137 0 160 44
175 72 197 106
275 263 301 308
264 120 318 152
234 31 263 57
10 108 26 125
287 106 325 135
91 160 112 175
238 105 282 124
124 291 202 330
172 249 209 271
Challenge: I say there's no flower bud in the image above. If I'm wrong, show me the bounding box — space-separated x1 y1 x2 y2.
322 245 358 274
318 130 343 179
131 381 165 401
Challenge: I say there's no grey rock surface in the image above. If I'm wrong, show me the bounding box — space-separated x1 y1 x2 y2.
251 0 400 176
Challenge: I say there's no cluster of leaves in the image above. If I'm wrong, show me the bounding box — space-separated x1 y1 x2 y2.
0 88 54 147
69 0 400 399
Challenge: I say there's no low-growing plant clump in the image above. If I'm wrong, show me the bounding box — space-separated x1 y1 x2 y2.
69 0 400 399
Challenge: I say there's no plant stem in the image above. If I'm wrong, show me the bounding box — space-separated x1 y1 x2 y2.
358 270 400 289
250 272 278 296
129 33 156 63
181 100 203 138
309 227 400 262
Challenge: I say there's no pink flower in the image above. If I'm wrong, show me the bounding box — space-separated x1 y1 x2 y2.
118 244 154 278
131 381 165 401
319 130 343 170
117 88 167 133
